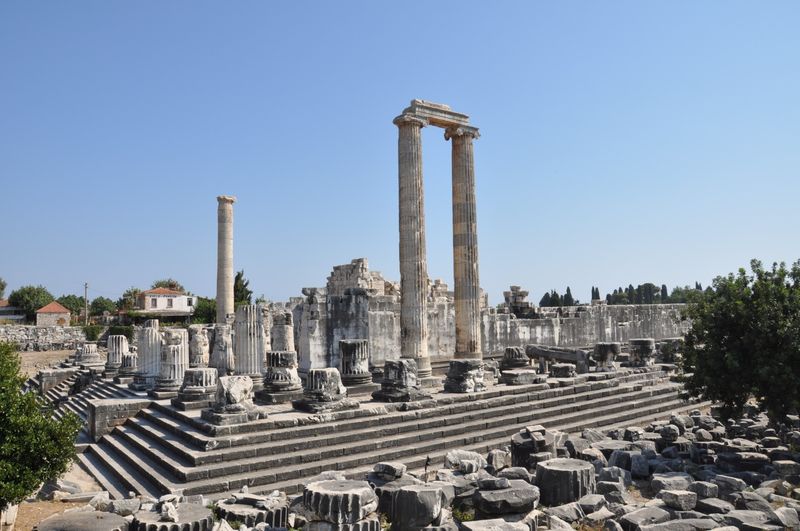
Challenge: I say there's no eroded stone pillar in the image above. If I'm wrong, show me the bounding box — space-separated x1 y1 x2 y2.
271 311 295 352
152 329 189 398
106 335 128 376
216 195 236 324
131 319 161 390
394 113 432 379
234 304 266 389
446 126 482 359
339 339 371 387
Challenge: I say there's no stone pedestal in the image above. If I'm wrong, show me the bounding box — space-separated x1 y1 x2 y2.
303 480 379 529
629 338 656 367
255 350 303 404
216 195 236 324
594 342 620 371
501 369 548 386
534 458 596 506
501 346 529 370
443 359 485 393
172 368 218 410
210 323 234 376
339 339 377 395
151 329 189 399
105 335 128 377
372 358 431 403
131 320 161 391
292 368 359 413
74 342 103 366
201 375 267 425
114 348 138 384
233 304 266 390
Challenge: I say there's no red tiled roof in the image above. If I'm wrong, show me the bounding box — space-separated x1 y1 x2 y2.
0 299 9 308
142 287 183 295
36 301 71 314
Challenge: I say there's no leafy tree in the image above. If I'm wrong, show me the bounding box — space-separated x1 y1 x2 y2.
0 278 6 300
539 292 552 307
116 287 142 311
0 342 81 510
683 260 800 422
8 285 54 321
56 295 85 317
563 287 574 306
234 270 253 306
192 296 216 324
151 279 185 292
90 296 117 316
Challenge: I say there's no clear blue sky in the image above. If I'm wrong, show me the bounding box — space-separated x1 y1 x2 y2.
2 2 798 305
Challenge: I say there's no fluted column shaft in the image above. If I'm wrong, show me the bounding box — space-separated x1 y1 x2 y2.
394 114 432 378
234 304 266 388
447 126 482 359
216 196 236 324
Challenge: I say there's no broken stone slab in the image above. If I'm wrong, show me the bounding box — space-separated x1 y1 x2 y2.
391 484 447 529
545 501 585 523
695 497 735 514
500 369 547 386
372 461 407 481
371 475 423 516
303 480 378 524
460 520 528 531
578 494 607 514
651 472 693 494
35 511 131 531
661 490 698 511
487 449 511 473
688 481 718 500
498 467 535 485
443 359 486 393
131 502 215 531
473 479 540 516
445 449 488 470
619 506 671 531
637 518 718 531
216 493 289 528
293 368 360 413
372 359 431 402
534 458 596 506
476 470 510 491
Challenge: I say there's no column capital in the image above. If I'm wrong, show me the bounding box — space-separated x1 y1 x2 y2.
393 114 429 129
444 125 480 141
217 195 237 204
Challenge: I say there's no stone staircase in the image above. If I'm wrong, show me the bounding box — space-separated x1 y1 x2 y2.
77 369 710 500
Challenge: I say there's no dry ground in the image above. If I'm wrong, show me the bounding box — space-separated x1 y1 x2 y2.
15 463 103 530
19 349 106 378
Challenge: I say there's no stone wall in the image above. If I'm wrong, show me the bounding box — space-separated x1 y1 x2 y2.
88 398 152 441
0 325 86 351
36 312 70 327
295 293 688 370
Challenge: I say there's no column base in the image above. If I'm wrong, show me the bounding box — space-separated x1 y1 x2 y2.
443 359 486 393
254 388 304 405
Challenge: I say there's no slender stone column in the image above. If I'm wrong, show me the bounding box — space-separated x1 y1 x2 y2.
393 114 432 379
216 195 236 324
446 126 482 359
270 311 295 352
233 304 266 389
106 335 128 375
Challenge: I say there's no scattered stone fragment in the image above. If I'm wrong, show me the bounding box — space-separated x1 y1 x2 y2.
535 458 596 506
661 490 698 511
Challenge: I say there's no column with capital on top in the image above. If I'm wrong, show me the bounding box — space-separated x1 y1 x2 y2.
393 114 433 379
444 125 485 393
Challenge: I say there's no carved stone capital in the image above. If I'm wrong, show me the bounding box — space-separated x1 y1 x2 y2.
217 195 237 204
393 114 429 129
444 126 480 141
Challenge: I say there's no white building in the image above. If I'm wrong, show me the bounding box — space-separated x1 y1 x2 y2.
137 288 197 317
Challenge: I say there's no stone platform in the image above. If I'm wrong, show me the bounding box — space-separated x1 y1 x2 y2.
75 366 709 500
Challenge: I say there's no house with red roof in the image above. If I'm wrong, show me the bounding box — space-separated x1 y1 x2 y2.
0 299 26 322
136 287 197 317
36 300 71 327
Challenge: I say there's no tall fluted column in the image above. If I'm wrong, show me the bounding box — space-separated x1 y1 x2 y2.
234 304 266 389
131 319 161 390
394 114 432 379
216 195 236 324
446 126 482 359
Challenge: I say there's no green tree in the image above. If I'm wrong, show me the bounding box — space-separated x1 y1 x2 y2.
116 287 142 311
563 287 574 306
0 278 6 300
56 295 85 317
0 342 81 510
234 270 253 306
151 279 185 292
683 260 800 421
90 296 117 316
8 285 54 321
539 292 552 307
192 296 216 324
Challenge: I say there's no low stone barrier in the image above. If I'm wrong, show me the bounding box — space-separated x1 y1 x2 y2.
88 398 152 441
0 325 86 351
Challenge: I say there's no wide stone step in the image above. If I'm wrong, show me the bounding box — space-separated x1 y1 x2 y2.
125 383 675 474
88 438 172 497
77 451 129 500
179 387 688 496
